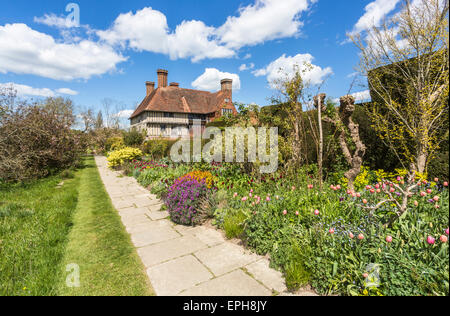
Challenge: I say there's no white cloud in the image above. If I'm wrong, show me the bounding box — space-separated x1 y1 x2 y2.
0 23 127 81
243 53 252 60
0 82 79 97
253 53 333 88
350 0 401 36
97 1 315 62
34 14 78 28
97 7 234 62
192 68 241 92
333 90 372 104
56 88 79 95
239 63 255 71
0 82 55 97
217 0 314 49
114 110 134 118
351 90 371 102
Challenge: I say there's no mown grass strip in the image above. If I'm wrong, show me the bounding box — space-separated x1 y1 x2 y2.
57 156 153 296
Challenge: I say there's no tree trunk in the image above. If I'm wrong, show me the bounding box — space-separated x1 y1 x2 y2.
314 94 326 190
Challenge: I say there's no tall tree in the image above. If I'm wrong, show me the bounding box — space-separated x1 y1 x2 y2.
352 0 449 179
95 110 104 130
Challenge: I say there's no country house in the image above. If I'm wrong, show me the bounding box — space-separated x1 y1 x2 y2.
129 69 237 138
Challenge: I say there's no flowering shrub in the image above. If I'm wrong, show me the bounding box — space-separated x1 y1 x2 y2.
107 147 142 168
178 171 216 188
165 175 214 225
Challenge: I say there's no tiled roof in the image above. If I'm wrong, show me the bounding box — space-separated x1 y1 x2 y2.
130 86 229 119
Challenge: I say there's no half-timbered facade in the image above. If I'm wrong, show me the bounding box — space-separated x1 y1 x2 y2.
130 69 237 138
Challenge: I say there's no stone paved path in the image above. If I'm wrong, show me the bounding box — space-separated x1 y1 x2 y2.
95 156 316 296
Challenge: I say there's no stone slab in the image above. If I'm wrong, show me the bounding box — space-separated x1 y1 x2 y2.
146 209 170 221
131 225 180 247
179 269 271 296
138 235 208 267
245 259 286 293
194 243 259 276
177 226 225 247
147 255 213 296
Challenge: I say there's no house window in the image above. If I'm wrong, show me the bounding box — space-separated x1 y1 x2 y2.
222 108 233 116
164 112 174 118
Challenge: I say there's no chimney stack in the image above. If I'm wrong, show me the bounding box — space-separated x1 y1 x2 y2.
221 79 233 92
146 81 155 96
157 69 168 88
169 82 179 88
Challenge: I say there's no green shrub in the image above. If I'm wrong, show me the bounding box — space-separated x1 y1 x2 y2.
107 147 142 168
105 137 124 152
123 129 145 147
142 138 178 160
223 210 247 239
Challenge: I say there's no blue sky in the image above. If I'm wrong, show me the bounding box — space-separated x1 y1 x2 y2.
0 0 404 123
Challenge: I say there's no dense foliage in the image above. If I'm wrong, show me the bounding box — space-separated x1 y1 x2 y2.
122 156 449 296
0 97 84 182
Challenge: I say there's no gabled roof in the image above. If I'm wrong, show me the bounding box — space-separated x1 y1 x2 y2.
130 86 228 119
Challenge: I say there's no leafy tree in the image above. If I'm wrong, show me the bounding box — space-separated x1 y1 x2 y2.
352 0 449 179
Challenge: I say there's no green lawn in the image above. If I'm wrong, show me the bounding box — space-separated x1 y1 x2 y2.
0 156 153 296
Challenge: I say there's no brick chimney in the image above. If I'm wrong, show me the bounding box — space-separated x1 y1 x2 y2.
146 81 155 96
221 79 233 93
169 82 179 88
157 69 168 88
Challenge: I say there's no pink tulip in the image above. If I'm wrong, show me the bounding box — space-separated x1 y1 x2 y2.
242 197 248 202
370 189 375 194
390 188 395 193
352 193 356 198
349 233 354 239
376 189 381 193
292 186 296 191
362 199 368 204
444 182 448 187
336 185 341 190
427 236 435 245
446 228 449 235
358 234 365 240
433 196 439 202
426 189 432 194
397 176 401 182
330 185 335 190
420 191 426 197
347 190 352 195
314 210 320 216
329 228 335 235
283 210 288 215
414 200 419 207
434 178 439 183
365 185 371 190
356 193 361 198
386 236 393 243
362 273 369 279
250 189 254 193
440 235 448 243
375 184 380 189
249 193 252 197
308 184 314 189
266 197 271 202
251 202 255 206
233 192 238 198
295 211 299 216
435 204 440 209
